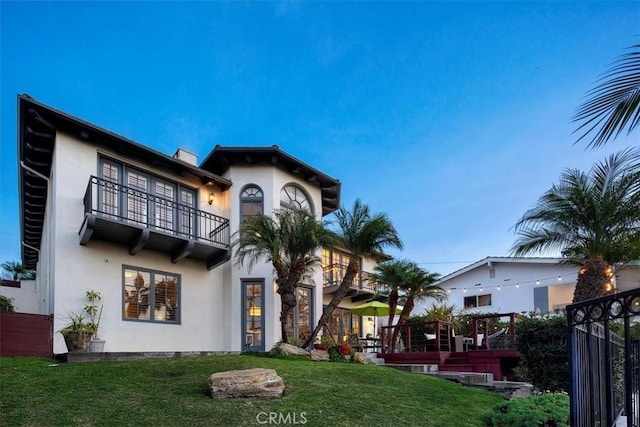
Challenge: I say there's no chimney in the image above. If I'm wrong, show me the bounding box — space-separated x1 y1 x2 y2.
173 148 197 165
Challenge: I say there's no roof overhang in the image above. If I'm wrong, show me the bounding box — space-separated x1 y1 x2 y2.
435 256 569 285
17 94 231 268
200 145 341 216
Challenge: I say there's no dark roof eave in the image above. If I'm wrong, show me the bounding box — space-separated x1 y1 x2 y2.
200 145 341 215
18 95 231 189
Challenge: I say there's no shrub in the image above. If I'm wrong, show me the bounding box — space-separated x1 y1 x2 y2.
0 295 15 312
481 393 569 426
328 346 346 362
515 315 568 392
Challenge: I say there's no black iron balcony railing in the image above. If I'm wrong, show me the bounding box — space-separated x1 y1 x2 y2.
322 263 380 293
83 175 230 248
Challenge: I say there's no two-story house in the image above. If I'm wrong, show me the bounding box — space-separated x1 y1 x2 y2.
16 95 382 355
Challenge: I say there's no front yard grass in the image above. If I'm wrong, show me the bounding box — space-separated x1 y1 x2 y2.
0 354 504 426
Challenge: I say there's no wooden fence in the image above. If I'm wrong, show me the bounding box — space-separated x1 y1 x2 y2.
0 312 53 357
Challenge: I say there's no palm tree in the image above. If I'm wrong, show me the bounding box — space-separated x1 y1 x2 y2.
301 199 403 349
389 263 445 353
372 259 413 350
573 44 640 148
512 148 640 303
1 261 35 280
234 208 335 344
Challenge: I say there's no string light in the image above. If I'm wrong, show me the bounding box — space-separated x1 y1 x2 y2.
443 273 579 293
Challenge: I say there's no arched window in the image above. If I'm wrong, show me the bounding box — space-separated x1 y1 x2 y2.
280 184 313 213
240 185 263 221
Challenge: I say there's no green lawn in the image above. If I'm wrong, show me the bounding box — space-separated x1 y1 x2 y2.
0 354 504 426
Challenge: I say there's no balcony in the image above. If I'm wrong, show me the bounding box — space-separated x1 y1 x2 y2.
322 264 382 301
79 176 230 270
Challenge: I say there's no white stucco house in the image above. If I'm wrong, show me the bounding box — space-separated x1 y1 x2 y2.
413 256 640 316
14 95 382 355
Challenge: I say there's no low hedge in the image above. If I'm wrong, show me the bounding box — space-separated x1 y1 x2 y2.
482 393 569 426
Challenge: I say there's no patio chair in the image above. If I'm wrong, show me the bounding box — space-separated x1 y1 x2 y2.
348 333 364 352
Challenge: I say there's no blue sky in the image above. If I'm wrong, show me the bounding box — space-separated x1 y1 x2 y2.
1 1 638 276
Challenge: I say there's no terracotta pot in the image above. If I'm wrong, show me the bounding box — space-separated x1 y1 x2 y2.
340 344 351 355
314 343 329 351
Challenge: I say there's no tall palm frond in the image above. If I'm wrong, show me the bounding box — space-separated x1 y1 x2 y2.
573 44 640 148
233 208 335 343
390 263 445 352
512 148 640 301
301 199 403 348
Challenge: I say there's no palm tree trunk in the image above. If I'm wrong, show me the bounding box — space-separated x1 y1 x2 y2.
385 289 398 351
278 286 295 344
391 298 415 353
276 270 302 344
301 259 360 349
572 255 613 303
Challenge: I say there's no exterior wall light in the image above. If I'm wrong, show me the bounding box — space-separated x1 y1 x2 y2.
208 192 215 205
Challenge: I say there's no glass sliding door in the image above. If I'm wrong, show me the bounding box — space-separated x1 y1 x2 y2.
242 280 264 351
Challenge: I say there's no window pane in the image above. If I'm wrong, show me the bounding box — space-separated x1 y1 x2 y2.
478 294 492 307
154 181 174 231
297 288 310 342
280 184 310 212
101 162 120 217
463 296 477 309
126 172 148 224
240 186 263 221
241 201 262 220
123 268 179 323
352 315 360 336
245 284 262 347
178 189 195 237
154 274 178 322
124 269 150 320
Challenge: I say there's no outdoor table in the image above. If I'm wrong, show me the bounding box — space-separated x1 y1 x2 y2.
360 337 382 353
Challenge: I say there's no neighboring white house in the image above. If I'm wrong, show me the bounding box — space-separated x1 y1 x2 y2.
13 95 382 354
413 257 640 316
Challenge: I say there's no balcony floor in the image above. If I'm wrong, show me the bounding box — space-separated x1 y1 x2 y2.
79 213 230 270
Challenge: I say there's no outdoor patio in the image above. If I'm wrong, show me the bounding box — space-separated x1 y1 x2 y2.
377 313 521 381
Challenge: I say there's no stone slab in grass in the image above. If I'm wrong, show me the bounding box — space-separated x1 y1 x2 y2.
310 349 330 361
209 368 285 399
279 343 310 357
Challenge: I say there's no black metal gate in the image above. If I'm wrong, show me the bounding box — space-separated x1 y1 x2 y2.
567 288 640 427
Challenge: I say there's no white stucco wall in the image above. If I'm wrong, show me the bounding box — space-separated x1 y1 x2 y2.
49 133 227 353
0 280 40 314
616 265 640 291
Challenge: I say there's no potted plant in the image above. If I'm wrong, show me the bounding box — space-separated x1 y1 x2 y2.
85 290 105 352
339 342 351 355
60 312 92 352
60 290 104 353
314 334 332 351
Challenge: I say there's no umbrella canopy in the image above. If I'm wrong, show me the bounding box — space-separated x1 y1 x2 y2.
349 301 402 317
